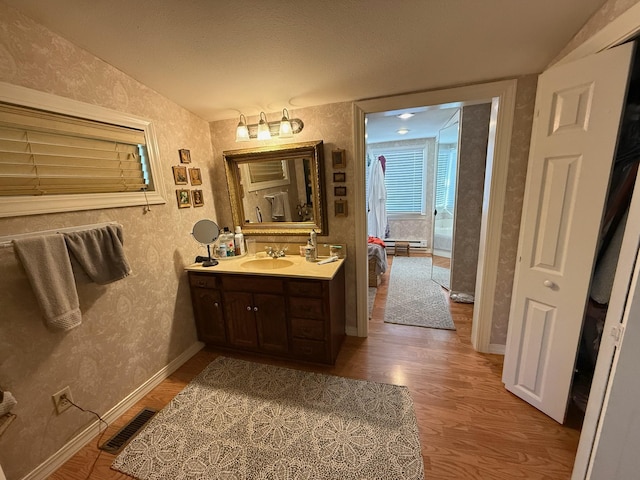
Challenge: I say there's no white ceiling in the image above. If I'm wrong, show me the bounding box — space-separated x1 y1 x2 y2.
5 0 606 126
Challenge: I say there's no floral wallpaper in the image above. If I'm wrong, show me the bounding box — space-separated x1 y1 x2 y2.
450 104 492 296
0 4 216 478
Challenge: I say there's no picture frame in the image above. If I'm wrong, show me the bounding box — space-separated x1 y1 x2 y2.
179 148 191 164
332 149 346 168
192 189 204 207
334 186 347 197
334 199 348 217
172 165 188 185
176 189 191 208
333 172 346 183
189 167 202 185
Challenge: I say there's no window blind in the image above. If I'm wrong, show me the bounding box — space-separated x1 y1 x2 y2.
378 148 425 214
0 103 149 196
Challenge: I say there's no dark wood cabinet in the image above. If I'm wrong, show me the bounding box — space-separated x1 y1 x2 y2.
187 264 345 364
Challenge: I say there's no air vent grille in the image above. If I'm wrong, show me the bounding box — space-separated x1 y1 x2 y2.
99 407 157 454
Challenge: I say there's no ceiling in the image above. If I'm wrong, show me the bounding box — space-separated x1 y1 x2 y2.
4 0 606 127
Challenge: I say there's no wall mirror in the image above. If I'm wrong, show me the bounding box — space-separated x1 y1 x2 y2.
223 140 328 235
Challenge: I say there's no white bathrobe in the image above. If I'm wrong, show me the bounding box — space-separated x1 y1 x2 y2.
367 158 387 238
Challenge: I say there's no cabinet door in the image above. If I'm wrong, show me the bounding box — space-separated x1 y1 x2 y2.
254 293 288 353
224 291 258 348
192 287 226 344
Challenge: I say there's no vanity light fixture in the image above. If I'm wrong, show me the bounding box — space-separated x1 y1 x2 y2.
235 114 250 142
234 110 305 142
279 108 294 138
257 112 271 140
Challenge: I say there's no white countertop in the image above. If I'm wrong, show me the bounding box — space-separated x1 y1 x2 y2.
185 253 344 280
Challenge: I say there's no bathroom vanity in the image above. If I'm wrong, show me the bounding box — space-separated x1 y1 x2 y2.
186 255 345 365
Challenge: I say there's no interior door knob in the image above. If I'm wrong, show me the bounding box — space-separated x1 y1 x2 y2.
543 280 556 288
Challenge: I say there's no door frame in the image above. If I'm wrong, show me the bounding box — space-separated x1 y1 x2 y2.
353 80 517 352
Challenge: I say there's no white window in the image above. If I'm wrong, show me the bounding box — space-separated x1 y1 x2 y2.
0 82 165 218
368 146 426 215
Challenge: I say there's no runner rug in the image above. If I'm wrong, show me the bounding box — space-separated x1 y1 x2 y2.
384 256 455 330
112 356 424 479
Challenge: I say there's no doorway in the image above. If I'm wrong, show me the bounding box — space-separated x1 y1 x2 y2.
353 80 517 352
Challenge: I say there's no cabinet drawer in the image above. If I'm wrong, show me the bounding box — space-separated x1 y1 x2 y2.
289 297 324 320
291 318 325 340
291 338 327 362
222 275 284 293
287 280 323 297
189 273 218 289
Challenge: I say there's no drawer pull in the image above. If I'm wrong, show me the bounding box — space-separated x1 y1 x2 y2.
214 302 219 308
246 306 252 311
253 306 258 312
198 280 206 287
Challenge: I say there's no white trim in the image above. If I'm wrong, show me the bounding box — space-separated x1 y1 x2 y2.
488 343 506 355
354 79 517 351
554 3 640 68
21 341 204 480
345 325 359 336
0 82 166 218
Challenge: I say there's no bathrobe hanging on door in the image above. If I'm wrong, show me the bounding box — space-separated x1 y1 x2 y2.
367 156 388 239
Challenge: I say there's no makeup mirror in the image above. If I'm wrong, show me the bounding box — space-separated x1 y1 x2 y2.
192 219 220 267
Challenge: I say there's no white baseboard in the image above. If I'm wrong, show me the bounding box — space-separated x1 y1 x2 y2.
22 341 205 480
488 343 506 355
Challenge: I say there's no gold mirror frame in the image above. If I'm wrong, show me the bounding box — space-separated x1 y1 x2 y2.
223 140 328 235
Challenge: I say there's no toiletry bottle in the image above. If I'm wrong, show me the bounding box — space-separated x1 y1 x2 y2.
310 229 317 261
221 227 235 257
305 239 316 262
234 226 246 255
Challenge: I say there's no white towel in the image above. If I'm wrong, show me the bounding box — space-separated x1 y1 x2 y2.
271 192 286 219
64 225 131 285
13 234 81 331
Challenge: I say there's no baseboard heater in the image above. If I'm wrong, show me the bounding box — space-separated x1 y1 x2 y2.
384 240 429 254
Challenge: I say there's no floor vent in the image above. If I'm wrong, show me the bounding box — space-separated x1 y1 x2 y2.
99 407 157 454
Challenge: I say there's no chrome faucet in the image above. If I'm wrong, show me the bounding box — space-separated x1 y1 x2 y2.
265 246 287 258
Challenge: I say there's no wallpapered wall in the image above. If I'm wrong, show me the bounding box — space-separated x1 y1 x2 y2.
0 4 216 478
450 103 492 296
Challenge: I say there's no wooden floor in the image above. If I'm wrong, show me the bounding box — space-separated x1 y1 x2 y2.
51 256 581 479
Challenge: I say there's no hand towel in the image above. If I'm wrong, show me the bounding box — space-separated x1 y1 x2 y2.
271 193 285 219
64 224 131 285
12 234 82 331
0 391 16 417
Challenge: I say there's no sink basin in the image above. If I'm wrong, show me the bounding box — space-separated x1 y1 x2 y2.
241 258 295 270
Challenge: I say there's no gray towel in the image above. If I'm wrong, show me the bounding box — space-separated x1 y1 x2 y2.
64 224 131 285
12 234 82 331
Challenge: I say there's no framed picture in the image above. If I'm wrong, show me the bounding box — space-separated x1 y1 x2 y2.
334 186 347 197
332 149 346 168
192 189 204 207
179 149 191 164
333 172 346 183
189 167 202 185
172 165 188 185
334 199 348 217
176 189 191 208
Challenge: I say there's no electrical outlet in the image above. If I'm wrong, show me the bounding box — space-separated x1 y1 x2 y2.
52 386 73 415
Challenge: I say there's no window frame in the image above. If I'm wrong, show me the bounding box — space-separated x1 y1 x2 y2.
0 81 166 218
368 143 427 217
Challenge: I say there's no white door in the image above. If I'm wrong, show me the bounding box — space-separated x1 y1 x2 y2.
502 42 635 423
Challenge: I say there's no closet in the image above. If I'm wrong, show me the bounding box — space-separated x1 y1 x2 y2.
503 40 640 425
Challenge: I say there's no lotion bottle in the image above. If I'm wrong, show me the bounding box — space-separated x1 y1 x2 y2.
234 226 246 256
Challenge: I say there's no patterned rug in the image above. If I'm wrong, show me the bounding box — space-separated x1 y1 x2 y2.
384 257 455 330
112 357 424 479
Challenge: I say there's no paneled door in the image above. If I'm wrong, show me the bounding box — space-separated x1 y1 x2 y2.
502 42 635 423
